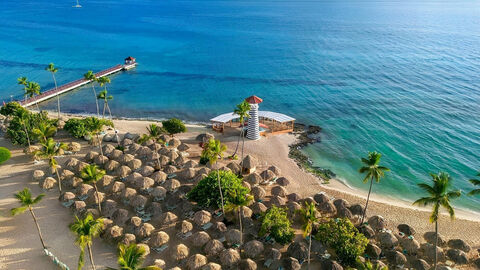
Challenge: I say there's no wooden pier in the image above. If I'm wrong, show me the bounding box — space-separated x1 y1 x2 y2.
20 57 137 107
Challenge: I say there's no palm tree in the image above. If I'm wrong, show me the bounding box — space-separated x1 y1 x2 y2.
85 117 105 159
138 124 165 170
18 76 28 103
358 151 390 224
69 213 104 270
81 164 106 213
97 90 113 119
84 71 100 117
33 138 67 192
224 188 253 247
413 172 461 270
468 172 480 196
25 81 41 111
356 259 388 270
203 139 227 214
233 100 250 168
107 243 161 270
11 188 46 249
46 63 60 119
298 201 319 269
32 122 57 143
17 109 31 148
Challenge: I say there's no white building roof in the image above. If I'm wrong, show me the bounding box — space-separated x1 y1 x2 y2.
210 111 295 123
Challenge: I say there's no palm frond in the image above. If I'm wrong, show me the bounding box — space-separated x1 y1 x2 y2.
11 206 28 216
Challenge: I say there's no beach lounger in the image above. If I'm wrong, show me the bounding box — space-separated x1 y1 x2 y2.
152 244 168 253
202 222 213 230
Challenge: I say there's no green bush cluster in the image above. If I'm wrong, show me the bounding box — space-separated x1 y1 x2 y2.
64 117 113 138
259 205 295 245
187 170 248 209
1 102 58 146
162 118 186 136
315 218 368 266
0 147 11 164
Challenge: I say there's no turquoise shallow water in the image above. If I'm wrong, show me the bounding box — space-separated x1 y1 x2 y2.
0 0 479 211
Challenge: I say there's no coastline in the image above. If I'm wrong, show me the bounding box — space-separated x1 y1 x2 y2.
48 110 480 222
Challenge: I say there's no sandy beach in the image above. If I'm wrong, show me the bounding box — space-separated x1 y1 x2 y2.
1 116 479 269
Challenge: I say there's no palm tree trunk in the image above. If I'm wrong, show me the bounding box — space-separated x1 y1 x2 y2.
97 134 104 158
78 245 85 270
92 85 99 117
87 243 96 270
29 207 46 249
55 166 62 193
106 102 112 120
434 221 438 270
34 96 40 112
102 100 106 118
217 168 225 215
154 140 161 170
308 230 312 269
23 124 31 148
241 128 245 170
94 184 102 213
232 124 242 156
238 207 243 246
361 177 374 224
52 73 60 119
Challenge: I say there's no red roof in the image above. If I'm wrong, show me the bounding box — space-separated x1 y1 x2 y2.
125 56 135 61
245 95 263 104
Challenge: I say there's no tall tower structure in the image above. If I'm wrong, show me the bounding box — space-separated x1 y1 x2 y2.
245 95 263 140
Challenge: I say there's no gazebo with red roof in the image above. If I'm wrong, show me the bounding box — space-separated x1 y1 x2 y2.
124 56 136 65
245 95 263 104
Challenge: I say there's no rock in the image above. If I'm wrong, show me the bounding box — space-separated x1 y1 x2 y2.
40 176 57 190
283 257 301 270
365 243 381 259
349 204 364 216
359 224 375 239
271 186 287 197
244 240 264 259
447 239 471 252
220 248 240 268
397 223 416 236
225 229 241 245
174 244 190 261
192 210 211 226
203 239 225 256
186 254 208 270
377 231 398 249
385 250 407 266
368 215 387 231
239 259 257 270
446 248 468 264
32 170 45 181
191 231 211 248
287 241 308 262
423 231 446 246
410 259 430 270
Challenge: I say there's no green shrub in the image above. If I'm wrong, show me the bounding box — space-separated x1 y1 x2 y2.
187 170 248 209
0 102 27 116
315 218 368 266
64 117 113 138
6 110 57 146
259 205 295 245
162 118 186 136
0 147 11 164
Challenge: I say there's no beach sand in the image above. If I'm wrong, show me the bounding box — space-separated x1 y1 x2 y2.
1 117 479 269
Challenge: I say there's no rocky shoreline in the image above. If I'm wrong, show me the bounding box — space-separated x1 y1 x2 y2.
288 123 335 183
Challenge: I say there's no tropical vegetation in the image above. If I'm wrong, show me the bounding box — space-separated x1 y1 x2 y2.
232 100 250 163
106 243 161 270
45 63 60 118
81 164 106 213
0 147 11 164
33 138 67 192
298 201 319 269
468 172 480 196
138 123 165 170
84 71 100 117
259 205 294 245
69 213 104 270
161 118 186 137
224 187 253 246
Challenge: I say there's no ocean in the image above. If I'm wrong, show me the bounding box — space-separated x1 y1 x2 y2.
0 0 479 211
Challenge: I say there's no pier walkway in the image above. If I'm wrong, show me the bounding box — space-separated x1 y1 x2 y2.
19 59 136 107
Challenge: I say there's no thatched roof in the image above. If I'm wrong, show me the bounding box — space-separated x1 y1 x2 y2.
174 244 190 261
184 160 198 168
251 186 266 201
136 146 152 157
64 157 80 171
163 178 180 192
151 186 167 200
245 173 262 186
112 208 129 225
191 231 211 247
251 202 267 215
164 165 177 174
159 147 169 155
122 187 137 200
193 210 212 226
181 168 196 180
127 159 142 170
269 196 286 206
130 194 147 209
268 165 281 176
197 167 210 175
102 144 116 155
169 138 181 148
244 240 264 259
225 229 241 245
276 177 290 186
120 154 135 164
127 143 141 154
177 220 193 234
85 151 99 162
159 155 170 166
102 199 118 218
287 241 309 262
226 162 241 174
220 248 240 268
151 171 168 184
121 233 136 246
271 186 287 197
94 155 109 166
109 149 123 160
105 160 120 172
105 225 123 243
239 259 257 270
167 150 179 161
133 177 154 190
186 254 207 270
126 172 142 186
196 133 214 143
76 183 94 197
260 169 275 182
201 263 221 270
109 181 125 194
160 211 178 225
135 223 155 239
115 166 132 178
175 155 188 166
137 243 150 256
139 165 154 177
242 155 257 169
203 239 225 256
178 143 190 152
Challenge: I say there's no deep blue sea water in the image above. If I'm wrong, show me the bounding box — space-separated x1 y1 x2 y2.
0 0 479 211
